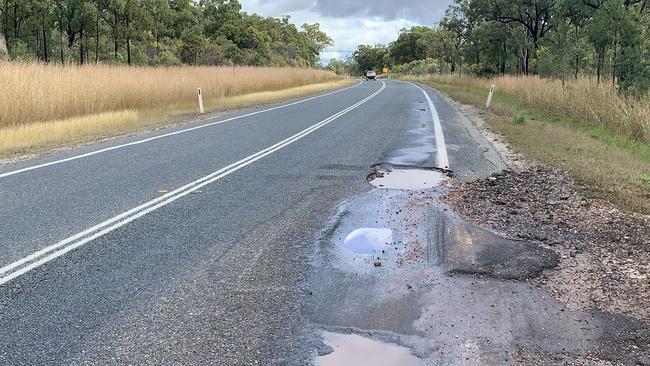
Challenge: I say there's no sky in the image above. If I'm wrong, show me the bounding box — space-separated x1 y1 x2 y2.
238 0 454 64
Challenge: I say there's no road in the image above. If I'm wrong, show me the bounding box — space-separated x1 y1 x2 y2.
0 80 526 365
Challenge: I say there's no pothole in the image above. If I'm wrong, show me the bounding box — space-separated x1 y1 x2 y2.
315 332 423 366
342 227 393 255
368 164 448 190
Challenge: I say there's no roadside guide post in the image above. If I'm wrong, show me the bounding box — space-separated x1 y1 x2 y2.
485 84 495 108
197 88 205 114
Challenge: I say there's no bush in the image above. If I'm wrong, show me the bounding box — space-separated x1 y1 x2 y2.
393 58 441 75
513 113 527 125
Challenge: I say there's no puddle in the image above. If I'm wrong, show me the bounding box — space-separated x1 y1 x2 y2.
370 167 446 190
316 332 423 366
342 227 393 254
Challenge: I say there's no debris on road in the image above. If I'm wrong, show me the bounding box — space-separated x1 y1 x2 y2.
443 166 650 322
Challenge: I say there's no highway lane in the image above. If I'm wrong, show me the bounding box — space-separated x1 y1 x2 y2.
0 80 371 270
0 80 499 364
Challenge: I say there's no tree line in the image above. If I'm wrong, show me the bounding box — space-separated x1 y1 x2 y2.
0 0 333 67
334 0 650 95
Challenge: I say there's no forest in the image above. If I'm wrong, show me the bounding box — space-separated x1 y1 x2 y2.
0 0 333 67
338 0 650 95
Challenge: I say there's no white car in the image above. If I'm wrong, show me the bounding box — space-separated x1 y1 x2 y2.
366 71 377 80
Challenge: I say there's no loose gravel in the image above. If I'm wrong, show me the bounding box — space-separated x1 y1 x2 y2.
443 166 650 322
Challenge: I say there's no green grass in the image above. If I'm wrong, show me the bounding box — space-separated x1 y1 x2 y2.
417 78 650 214
513 113 527 125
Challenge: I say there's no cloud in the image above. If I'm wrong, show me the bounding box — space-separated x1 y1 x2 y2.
238 0 453 62
312 0 451 24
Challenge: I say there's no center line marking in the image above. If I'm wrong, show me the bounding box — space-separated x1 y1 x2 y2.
0 81 363 179
0 81 386 286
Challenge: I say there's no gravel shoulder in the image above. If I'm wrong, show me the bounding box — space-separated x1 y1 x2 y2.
440 97 650 363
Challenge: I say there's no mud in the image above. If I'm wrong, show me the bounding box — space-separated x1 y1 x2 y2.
308 90 649 364
443 166 650 363
309 163 650 365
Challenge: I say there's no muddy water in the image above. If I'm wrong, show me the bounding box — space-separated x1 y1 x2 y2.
370 168 446 190
308 100 610 363
309 174 607 364
316 332 423 366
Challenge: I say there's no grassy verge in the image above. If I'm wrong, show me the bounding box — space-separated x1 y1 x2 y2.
0 79 351 157
408 75 650 214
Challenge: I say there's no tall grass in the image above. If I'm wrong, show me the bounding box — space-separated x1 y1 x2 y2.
0 63 338 127
414 74 650 144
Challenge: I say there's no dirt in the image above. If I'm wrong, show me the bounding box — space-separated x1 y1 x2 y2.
310 87 650 364
442 166 650 362
435 91 650 362
443 166 650 320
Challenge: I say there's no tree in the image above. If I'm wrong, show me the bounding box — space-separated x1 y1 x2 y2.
301 23 332 54
0 0 328 70
389 26 434 64
142 0 175 59
0 33 7 59
301 23 332 66
352 44 388 74
326 57 350 75
482 0 556 74
440 0 473 73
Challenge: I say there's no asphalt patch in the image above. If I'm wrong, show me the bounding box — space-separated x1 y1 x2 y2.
443 220 559 280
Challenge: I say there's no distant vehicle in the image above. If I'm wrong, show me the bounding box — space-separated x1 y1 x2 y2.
366 71 376 80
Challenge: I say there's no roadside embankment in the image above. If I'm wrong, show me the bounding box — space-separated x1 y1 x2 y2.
443 167 650 364
0 63 344 157
404 74 650 214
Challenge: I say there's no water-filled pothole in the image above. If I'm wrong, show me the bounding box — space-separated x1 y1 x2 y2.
316 332 423 366
342 227 393 255
369 165 448 190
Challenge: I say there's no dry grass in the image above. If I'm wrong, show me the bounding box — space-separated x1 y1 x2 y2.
407 74 650 144
0 79 350 156
483 110 650 213
0 62 338 127
412 76 650 213
0 62 344 156
0 110 141 153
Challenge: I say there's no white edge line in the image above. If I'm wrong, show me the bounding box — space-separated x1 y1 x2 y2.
0 81 386 285
0 80 363 179
410 82 449 170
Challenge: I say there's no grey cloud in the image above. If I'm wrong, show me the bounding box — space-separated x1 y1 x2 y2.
243 0 452 24
311 0 452 24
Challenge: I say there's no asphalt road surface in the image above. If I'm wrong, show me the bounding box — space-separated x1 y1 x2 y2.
0 80 505 364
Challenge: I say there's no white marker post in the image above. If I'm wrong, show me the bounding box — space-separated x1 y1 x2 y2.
197 88 205 114
485 84 495 108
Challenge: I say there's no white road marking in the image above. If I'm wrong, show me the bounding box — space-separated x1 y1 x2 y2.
0 81 363 179
0 81 386 285
410 83 450 170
